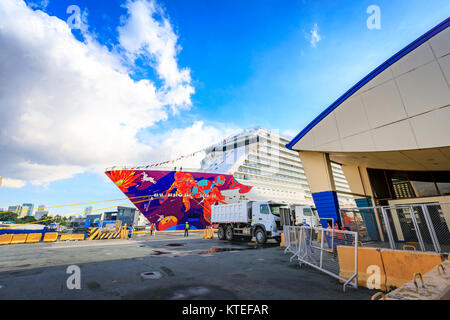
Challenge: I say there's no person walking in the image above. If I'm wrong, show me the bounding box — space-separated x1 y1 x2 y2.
150 223 154 236
326 220 339 259
184 221 190 237
326 220 334 250
127 223 134 239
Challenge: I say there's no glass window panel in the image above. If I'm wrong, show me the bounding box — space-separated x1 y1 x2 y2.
435 172 450 195
388 171 415 199
260 204 270 214
368 169 391 199
437 182 450 195
408 172 439 197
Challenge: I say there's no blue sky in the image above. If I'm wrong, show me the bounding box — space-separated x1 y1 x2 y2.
1 0 449 216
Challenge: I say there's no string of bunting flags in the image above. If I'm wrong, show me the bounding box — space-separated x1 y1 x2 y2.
105 131 244 172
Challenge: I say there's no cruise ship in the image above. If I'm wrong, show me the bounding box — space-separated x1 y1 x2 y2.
105 128 354 230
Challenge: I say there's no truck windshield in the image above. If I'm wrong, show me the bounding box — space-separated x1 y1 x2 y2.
269 204 289 216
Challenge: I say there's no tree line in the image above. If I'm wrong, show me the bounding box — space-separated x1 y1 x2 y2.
0 211 70 226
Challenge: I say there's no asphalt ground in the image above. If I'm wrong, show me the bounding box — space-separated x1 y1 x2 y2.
0 232 375 300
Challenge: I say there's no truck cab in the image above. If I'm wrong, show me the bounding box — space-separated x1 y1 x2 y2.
293 205 319 227
250 201 288 242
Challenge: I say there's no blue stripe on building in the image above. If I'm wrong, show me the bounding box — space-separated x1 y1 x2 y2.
312 191 340 227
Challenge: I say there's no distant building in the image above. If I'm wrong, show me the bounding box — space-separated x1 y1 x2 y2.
8 205 22 215
117 206 139 227
34 205 49 220
84 206 93 218
20 203 34 218
69 215 86 228
85 206 147 227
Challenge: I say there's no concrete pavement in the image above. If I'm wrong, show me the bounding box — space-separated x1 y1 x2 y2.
0 233 375 300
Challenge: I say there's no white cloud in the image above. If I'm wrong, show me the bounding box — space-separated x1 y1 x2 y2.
309 23 321 47
118 0 194 112
1 178 27 189
141 121 240 162
280 129 297 140
27 0 49 10
128 121 240 171
0 0 196 187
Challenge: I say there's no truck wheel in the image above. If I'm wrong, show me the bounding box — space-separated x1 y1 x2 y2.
218 226 226 240
255 228 266 244
225 225 234 241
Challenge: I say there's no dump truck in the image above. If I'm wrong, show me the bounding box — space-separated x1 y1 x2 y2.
211 200 290 244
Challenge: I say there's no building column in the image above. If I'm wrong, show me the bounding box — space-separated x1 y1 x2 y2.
341 165 375 205
299 151 340 227
341 165 386 241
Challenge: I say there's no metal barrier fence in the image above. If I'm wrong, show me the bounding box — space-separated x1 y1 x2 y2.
340 202 450 254
283 225 358 292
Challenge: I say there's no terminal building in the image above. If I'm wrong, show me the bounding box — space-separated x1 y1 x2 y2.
286 18 450 248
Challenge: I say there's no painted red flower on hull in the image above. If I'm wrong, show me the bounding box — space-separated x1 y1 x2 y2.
158 216 178 231
106 170 140 193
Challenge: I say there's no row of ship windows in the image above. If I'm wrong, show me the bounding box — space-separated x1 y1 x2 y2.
245 161 306 178
247 153 304 170
237 167 307 182
254 187 302 195
206 143 302 166
234 172 311 191
240 163 308 181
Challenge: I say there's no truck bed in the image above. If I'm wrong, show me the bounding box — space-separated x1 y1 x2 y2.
211 202 250 224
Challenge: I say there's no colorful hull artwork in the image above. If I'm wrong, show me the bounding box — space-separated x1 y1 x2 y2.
105 170 253 230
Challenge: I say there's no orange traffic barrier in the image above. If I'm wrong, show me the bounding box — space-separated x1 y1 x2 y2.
59 234 70 241
60 234 85 241
337 246 387 291
280 232 285 247
380 249 443 289
120 226 128 239
202 229 214 239
0 234 13 245
10 234 28 244
26 233 43 243
43 232 58 242
383 261 450 300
